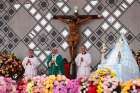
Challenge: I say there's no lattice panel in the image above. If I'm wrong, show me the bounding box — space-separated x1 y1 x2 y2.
0 0 139 74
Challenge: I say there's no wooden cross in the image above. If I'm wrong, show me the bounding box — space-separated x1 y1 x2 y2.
53 11 103 78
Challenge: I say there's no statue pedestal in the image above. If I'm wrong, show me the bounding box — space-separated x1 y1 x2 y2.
98 64 122 81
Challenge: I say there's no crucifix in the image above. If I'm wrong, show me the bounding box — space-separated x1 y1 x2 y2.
53 6 103 78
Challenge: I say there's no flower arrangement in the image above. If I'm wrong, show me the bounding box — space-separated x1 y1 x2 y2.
67 78 80 93
79 78 89 93
32 75 46 93
53 75 70 93
0 53 24 80
0 76 17 93
15 68 140 93
17 78 28 93
43 75 56 93
87 81 97 93
102 77 121 93
89 68 117 93
53 79 67 93
17 75 80 93
132 79 140 92
121 79 140 93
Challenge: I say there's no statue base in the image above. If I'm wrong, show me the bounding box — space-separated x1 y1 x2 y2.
98 63 140 81
98 64 122 81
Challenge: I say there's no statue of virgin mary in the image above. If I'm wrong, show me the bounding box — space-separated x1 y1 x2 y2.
98 32 140 81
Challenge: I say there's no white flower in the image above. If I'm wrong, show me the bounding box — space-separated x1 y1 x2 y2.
113 91 117 93
83 85 86 88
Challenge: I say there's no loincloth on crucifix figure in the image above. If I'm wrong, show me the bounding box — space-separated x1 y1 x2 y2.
67 22 80 61
53 6 103 79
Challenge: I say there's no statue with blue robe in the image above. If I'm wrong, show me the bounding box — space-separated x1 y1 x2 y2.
98 32 140 81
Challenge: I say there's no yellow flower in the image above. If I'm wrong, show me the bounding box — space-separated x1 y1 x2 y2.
111 71 116 77
56 74 63 81
48 75 56 81
121 80 133 93
0 60 2 64
97 82 103 93
43 75 57 93
27 80 34 93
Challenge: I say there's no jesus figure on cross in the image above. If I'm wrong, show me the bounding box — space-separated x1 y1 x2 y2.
53 6 103 78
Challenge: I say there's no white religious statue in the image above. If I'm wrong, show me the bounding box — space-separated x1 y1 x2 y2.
75 46 92 78
22 49 40 78
104 36 123 66
98 32 140 81
119 33 139 81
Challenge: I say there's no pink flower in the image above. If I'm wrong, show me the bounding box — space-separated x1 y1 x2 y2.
0 77 6 93
102 77 120 93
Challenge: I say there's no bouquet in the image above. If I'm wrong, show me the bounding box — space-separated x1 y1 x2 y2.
67 79 80 93
32 75 46 93
132 79 140 92
26 75 80 93
121 79 140 93
79 78 89 93
0 53 24 80
102 77 121 93
17 78 28 93
87 81 97 93
89 68 116 93
43 75 56 93
53 80 68 93
0 76 17 93
53 75 69 93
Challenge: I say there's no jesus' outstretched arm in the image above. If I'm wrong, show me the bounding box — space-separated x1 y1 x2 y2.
53 16 71 24
77 15 103 25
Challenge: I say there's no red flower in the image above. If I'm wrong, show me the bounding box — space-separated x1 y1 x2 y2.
87 81 97 93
